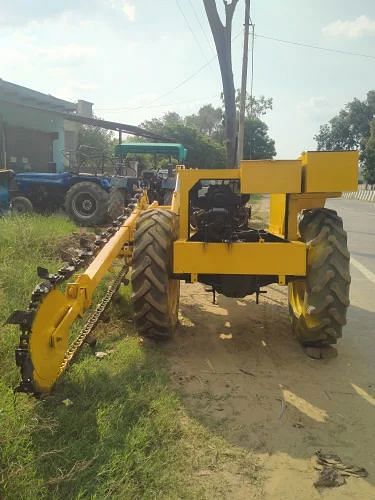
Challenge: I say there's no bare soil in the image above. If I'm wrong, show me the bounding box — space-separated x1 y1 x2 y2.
163 197 375 499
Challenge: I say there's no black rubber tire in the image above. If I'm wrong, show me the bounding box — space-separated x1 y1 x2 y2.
65 182 109 226
11 196 33 214
131 209 180 339
288 208 350 346
108 188 125 221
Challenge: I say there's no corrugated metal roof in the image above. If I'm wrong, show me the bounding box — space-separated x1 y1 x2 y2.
0 95 171 142
0 79 171 141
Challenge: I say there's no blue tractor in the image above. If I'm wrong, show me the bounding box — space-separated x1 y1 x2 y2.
10 146 139 225
9 143 186 225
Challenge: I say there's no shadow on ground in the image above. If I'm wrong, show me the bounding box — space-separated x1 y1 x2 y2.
161 283 375 497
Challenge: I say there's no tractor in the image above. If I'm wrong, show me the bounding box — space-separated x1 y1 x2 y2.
114 142 187 205
8 150 358 394
9 143 186 225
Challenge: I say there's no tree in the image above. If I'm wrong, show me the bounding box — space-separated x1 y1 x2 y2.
314 91 375 183
78 125 114 154
243 117 276 160
140 113 226 169
363 120 375 184
203 0 239 167
315 91 375 151
235 92 273 118
185 104 223 137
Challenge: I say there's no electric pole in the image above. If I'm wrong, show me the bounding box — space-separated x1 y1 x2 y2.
237 0 252 165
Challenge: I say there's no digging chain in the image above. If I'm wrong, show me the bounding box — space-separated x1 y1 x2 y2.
9 193 142 394
57 263 129 376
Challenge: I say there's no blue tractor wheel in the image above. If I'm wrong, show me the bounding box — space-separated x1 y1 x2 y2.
65 181 109 226
11 196 34 215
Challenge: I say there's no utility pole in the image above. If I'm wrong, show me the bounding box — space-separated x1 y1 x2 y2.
237 0 252 165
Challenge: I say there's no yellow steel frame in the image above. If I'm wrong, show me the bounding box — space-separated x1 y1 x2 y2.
27 150 359 391
171 150 359 278
173 241 306 276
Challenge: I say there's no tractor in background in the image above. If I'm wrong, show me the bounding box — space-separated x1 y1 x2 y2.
114 142 187 205
9 143 186 225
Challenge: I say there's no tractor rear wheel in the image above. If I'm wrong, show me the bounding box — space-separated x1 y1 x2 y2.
288 208 350 346
131 209 180 339
65 182 109 226
11 196 33 214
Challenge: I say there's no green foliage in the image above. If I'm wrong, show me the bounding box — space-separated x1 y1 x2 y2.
0 215 259 499
0 215 188 499
141 114 226 168
234 91 273 118
363 121 375 184
139 95 276 168
314 91 375 183
78 125 114 155
185 104 223 138
243 117 276 160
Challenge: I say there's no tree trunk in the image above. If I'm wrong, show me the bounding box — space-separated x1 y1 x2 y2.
203 0 239 168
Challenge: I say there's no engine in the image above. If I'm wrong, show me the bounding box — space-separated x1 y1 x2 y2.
189 180 276 298
190 181 250 243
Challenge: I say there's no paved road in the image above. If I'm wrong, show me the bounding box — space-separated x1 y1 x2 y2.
328 197 375 337
329 197 375 275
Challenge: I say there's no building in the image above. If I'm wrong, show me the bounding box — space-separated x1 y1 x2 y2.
0 79 94 173
0 79 167 174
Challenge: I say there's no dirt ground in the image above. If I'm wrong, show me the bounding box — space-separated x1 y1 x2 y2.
162 198 375 499
163 283 374 499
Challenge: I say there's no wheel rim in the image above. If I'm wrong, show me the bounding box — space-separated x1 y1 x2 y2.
72 192 97 219
13 203 27 214
289 281 306 319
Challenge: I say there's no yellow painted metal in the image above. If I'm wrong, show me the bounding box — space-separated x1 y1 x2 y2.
240 160 302 193
29 290 71 392
174 151 358 241
28 194 154 393
268 193 331 240
269 194 287 237
300 150 358 193
173 240 306 276
27 150 360 392
285 193 333 240
174 168 240 239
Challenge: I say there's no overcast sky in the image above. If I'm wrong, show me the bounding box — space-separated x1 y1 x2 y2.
0 0 374 158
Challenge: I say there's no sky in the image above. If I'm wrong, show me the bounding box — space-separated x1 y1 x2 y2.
0 0 374 158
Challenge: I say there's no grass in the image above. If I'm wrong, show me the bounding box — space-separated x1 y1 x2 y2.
0 214 260 499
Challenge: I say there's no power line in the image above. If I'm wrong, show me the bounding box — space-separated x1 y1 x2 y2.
97 30 244 112
96 95 222 113
96 60 217 112
187 0 216 56
97 30 374 114
256 33 375 60
175 0 210 63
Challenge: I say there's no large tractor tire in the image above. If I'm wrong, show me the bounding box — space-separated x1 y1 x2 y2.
11 196 33 214
108 188 125 221
65 182 109 226
288 208 350 347
131 209 180 339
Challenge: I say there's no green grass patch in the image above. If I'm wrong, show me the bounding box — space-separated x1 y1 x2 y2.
0 214 260 499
